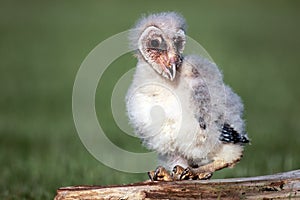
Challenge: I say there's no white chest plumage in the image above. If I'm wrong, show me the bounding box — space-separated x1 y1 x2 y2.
126 63 210 159
127 80 183 154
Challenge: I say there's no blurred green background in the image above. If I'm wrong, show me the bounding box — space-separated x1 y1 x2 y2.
1 0 300 199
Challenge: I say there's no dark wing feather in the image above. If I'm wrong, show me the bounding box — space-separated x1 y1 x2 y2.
219 123 249 144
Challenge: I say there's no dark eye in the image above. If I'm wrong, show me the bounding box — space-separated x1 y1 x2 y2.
174 37 184 51
150 39 160 48
174 37 182 46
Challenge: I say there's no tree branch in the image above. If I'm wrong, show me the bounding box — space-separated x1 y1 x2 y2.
55 169 300 199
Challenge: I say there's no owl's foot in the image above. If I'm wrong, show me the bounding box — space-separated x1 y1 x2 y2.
172 165 212 180
178 158 240 180
172 165 185 180
148 166 173 181
180 167 213 180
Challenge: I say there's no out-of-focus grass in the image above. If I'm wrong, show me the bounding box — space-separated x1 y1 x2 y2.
0 0 300 198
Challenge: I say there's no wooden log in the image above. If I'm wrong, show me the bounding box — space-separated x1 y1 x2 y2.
55 169 300 199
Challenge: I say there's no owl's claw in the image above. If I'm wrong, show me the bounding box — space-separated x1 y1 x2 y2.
148 170 156 181
148 165 213 181
180 167 213 180
148 166 173 181
172 165 185 180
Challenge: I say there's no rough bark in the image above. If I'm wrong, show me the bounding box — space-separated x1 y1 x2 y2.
55 169 300 199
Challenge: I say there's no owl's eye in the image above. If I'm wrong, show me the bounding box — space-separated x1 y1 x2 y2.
150 39 160 48
174 37 183 51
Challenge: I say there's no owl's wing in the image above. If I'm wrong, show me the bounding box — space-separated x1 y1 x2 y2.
220 86 249 144
181 55 249 144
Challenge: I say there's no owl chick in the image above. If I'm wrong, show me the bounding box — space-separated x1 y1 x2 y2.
126 12 249 181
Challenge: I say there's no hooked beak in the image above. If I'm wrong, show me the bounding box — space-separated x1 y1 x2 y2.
165 62 177 81
159 52 182 81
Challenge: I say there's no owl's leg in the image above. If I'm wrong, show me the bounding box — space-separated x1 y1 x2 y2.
180 158 240 180
148 166 173 181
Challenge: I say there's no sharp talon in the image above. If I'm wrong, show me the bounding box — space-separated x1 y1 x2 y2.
172 166 178 174
148 170 156 181
153 168 160 180
180 167 192 180
154 166 164 178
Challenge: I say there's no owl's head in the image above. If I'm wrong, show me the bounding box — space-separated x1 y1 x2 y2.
130 12 187 81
